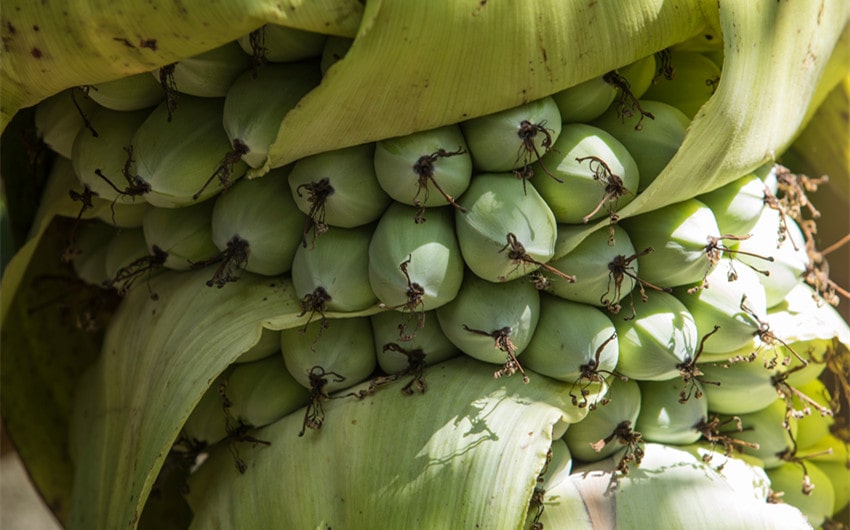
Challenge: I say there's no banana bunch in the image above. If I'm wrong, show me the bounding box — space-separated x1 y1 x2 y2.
1 1 849 530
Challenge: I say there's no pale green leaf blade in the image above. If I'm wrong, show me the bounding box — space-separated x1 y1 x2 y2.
0 0 364 130
266 0 711 167
186 357 585 530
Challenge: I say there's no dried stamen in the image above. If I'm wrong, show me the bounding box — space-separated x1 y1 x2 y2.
603 70 655 130
70 86 98 137
676 325 721 402
377 255 426 340
191 235 251 288
296 178 335 248
298 286 332 334
64 186 99 261
247 27 268 77
741 295 809 368
590 420 644 490
355 343 429 398
217 379 271 473
158 63 179 121
512 120 560 192
528 448 553 530
690 234 774 292
653 49 675 83
498 233 575 283
569 332 623 409
575 155 633 242
299 366 346 436
773 364 834 430
192 139 249 200
695 415 760 469
462 325 529 383
705 75 721 95
108 245 168 299
411 146 468 223
602 247 671 320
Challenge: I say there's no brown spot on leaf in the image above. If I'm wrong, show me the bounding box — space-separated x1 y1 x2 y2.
31 47 42 58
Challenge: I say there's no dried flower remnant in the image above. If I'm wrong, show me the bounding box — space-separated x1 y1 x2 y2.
217 379 271 473
108 245 168 298
676 325 721 403
354 343 429 398
694 415 760 470
773 363 834 431
603 70 655 130
462 325 529 383
70 86 99 138
591 420 645 491
575 155 632 241
498 232 575 283
411 146 468 223
191 235 251 288
64 185 98 261
513 120 560 192
299 366 346 437
247 27 268 76
377 255 426 340
569 333 623 410
527 448 553 530
298 286 332 334
739 295 809 368
602 247 671 320
690 234 775 292
158 63 179 121
653 48 675 83
296 178 334 248
192 139 250 200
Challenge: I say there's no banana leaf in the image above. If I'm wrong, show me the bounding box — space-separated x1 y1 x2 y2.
0 1 848 529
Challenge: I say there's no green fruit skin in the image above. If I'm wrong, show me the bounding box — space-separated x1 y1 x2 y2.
696 172 766 236
725 398 797 470
288 143 392 228
562 377 642 462
133 96 248 208
612 291 697 381
370 310 458 374
674 258 768 354
238 24 328 63
35 89 100 159
521 294 618 384
642 51 721 119
533 123 639 224
733 207 809 308
635 378 707 445
436 272 540 365
551 76 617 124
292 225 377 313
368 203 463 311
234 328 282 364
88 72 166 111
546 224 637 308
103 227 149 282
460 96 562 173
280 317 377 394
72 106 151 201
211 167 304 277
181 369 231 446
621 198 720 289
224 62 321 170
142 200 218 271
592 100 690 191
373 124 472 209
455 173 557 282
613 54 656 100
699 352 780 415
225 354 311 428
766 461 835 528
154 41 250 98
71 221 116 287
94 198 150 229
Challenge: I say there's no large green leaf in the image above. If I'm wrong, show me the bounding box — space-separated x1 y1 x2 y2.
186 357 585 530
0 0 365 129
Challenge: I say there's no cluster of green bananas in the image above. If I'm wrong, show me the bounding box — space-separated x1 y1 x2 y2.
1 2 848 530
